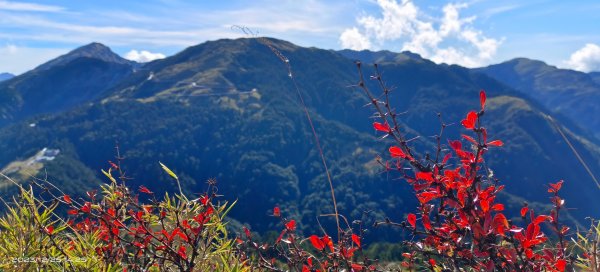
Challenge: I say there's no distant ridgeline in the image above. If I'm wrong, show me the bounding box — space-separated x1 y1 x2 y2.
0 73 14 82
0 38 599 239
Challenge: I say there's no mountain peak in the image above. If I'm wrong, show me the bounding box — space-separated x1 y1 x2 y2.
505 57 551 67
74 42 112 54
480 57 557 77
34 42 132 71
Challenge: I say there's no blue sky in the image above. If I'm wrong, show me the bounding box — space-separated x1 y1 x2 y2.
1 0 600 74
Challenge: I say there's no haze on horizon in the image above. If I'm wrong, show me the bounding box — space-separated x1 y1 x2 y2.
1 0 600 75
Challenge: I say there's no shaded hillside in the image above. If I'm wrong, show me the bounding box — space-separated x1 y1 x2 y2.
0 38 599 238
0 43 134 126
477 58 600 140
590 71 600 85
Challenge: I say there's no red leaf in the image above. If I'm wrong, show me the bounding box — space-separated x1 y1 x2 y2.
480 90 486 111
442 153 451 164
525 248 534 259
302 265 310 272
172 228 188 242
462 134 478 145
273 206 281 217
416 172 434 182
177 245 187 259
373 122 391 133
352 233 361 247
461 111 478 130
63 195 72 204
422 216 432 230
200 195 209 205
243 226 251 239
388 146 406 158
533 215 550 225
520 206 528 218
285 220 296 231
323 235 334 252
491 203 504 211
482 128 488 143
487 140 503 147
429 258 436 267
548 180 564 193
275 230 285 244
342 247 357 258
526 223 541 241
81 202 91 213
351 263 365 271
139 185 153 194
449 140 462 151
108 160 119 170
407 213 417 228
493 214 509 236
556 259 566 272
45 225 54 235
182 220 191 229
309 235 325 250
417 191 441 204
561 226 570 235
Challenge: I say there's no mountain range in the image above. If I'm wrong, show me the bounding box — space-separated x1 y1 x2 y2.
477 58 600 140
0 38 598 239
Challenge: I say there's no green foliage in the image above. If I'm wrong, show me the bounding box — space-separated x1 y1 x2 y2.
0 188 67 271
571 219 600 271
0 172 247 272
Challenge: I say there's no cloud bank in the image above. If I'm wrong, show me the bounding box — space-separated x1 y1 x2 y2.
565 43 600 72
0 1 64 12
339 0 502 67
124 50 165 63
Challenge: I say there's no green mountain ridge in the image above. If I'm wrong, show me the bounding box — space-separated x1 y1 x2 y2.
477 57 600 140
0 38 599 239
337 49 428 64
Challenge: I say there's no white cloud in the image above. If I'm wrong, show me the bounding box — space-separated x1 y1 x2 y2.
339 0 502 67
340 27 371 50
565 43 600 72
0 1 64 12
124 50 166 63
0 0 359 50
